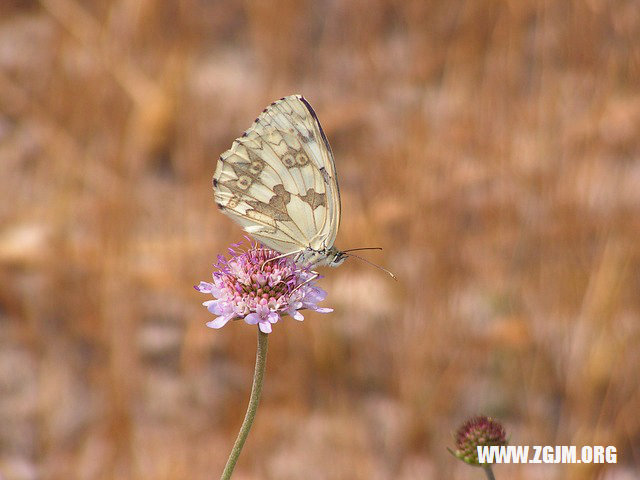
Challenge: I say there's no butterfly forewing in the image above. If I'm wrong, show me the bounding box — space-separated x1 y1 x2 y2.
213 95 341 260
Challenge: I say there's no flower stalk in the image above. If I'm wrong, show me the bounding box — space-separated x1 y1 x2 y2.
482 464 496 480
220 329 269 480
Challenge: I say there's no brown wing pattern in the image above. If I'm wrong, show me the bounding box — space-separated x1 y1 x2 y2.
213 95 341 254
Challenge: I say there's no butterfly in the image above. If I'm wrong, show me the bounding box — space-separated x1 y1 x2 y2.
213 95 395 278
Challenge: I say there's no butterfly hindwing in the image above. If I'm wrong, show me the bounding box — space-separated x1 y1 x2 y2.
213 95 341 256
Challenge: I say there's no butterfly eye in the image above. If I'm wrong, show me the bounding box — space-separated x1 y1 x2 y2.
236 175 252 190
295 153 309 166
282 154 296 168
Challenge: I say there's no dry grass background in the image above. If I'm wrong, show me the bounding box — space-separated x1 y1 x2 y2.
0 1 639 479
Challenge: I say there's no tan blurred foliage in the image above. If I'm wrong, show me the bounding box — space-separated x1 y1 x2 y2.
0 1 639 479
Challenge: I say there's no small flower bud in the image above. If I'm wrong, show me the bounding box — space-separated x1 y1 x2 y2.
453 415 507 465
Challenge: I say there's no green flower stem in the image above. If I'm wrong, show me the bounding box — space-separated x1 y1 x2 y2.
482 464 496 480
220 329 269 480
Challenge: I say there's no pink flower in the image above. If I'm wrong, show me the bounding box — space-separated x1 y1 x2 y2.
196 240 333 333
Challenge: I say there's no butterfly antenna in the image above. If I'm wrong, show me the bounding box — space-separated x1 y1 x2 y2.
343 252 397 280
343 247 383 253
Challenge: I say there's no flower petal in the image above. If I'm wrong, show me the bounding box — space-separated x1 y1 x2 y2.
203 300 221 314
244 313 260 325
313 307 333 314
194 281 214 293
286 308 304 321
258 321 272 334
302 286 327 305
206 316 231 329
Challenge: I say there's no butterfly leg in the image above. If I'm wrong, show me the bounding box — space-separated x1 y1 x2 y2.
289 270 319 295
260 249 305 271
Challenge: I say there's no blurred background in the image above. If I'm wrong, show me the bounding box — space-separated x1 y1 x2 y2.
1 1 639 479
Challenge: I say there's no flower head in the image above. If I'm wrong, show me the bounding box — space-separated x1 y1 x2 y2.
452 415 507 465
196 240 333 333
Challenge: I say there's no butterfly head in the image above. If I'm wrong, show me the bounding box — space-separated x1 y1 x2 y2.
326 247 348 267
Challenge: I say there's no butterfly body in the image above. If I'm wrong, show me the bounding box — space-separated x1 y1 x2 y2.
293 245 347 268
214 95 345 269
